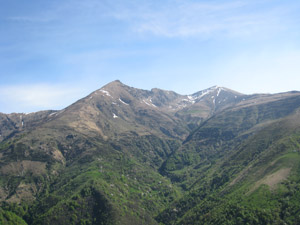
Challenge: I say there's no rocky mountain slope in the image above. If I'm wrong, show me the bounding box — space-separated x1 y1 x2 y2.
1 80 300 224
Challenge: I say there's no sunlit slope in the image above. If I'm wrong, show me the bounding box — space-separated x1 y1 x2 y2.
158 96 300 225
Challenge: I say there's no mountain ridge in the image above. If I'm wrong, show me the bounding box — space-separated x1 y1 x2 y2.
1 80 300 225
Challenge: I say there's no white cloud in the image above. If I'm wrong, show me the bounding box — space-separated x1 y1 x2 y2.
0 83 85 113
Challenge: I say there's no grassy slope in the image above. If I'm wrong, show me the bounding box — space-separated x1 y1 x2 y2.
157 109 300 224
1 91 300 224
29 143 181 225
0 126 182 224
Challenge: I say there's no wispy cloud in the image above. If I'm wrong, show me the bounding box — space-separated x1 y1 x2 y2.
5 0 293 39
105 0 294 39
0 84 85 113
1 0 299 114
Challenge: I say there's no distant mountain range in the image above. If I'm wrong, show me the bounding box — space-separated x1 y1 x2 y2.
1 80 300 224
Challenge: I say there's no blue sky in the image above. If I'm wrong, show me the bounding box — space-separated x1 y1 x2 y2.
1 0 300 113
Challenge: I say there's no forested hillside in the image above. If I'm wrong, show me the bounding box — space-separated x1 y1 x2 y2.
1 81 300 224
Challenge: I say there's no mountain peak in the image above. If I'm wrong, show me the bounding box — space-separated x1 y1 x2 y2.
209 85 220 89
97 80 129 94
192 86 243 97
102 80 124 88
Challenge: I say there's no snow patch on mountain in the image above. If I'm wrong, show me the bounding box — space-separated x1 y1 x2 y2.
192 88 215 100
143 100 151 106
143 100 157 108
100 89 112 97
119 98 129 105
185 96 195 104
49 112 57 117
217 88 222 97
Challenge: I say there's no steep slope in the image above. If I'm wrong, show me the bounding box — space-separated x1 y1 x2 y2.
157 92 300 225
0 111 57 142
175 86 245 128
1 81 300 225
160 91 300 185
41 80 195 141
162 112 300 225
0 81 189 224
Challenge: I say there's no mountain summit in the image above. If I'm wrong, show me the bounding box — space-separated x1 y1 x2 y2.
1 81 300 225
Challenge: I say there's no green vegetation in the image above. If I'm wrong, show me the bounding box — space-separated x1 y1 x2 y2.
0 203 28 225
1 83 300 224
